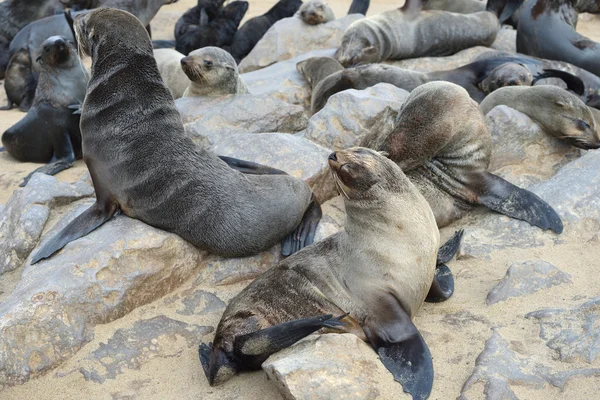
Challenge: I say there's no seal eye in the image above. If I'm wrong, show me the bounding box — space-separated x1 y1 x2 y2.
204 59 213 68
577 119 591 131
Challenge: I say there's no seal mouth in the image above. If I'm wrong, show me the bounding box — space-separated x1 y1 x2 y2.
181 57 207 82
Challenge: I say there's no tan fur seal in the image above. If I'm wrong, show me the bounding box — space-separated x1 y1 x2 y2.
363 81 563 233
298 0 335 25
31 9 323 264
181 46 249 97
480 85 600 150
478 62 533 94
154 48 190 99
200 147 464 400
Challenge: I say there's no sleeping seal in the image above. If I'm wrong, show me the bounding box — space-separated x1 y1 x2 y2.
298 0 335 25
31 9 322 264
200 147 463 400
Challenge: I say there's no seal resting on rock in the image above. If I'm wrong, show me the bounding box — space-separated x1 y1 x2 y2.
31 9 322 264
154 48 189 99
1 36 88 187
362 81 563 233
181 46 249 97
298 0 335 25
296 56 344 110
480 85 600 149
200 147 463 400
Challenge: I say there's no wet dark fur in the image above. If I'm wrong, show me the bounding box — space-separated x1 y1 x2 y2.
347 0 370 14
174 0 226 40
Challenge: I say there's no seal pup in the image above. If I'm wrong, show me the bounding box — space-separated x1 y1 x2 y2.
478 62 533 94
154 48 190 99
31 9 322 264
480 85 600 150
296 56 344 110
362 81 563 233
175 0 226 41
225 0 302 63
200 147 463 400
181 46 249 97
298 0 335 25
1 36 88 187
516 0 600 77
0 49 37 111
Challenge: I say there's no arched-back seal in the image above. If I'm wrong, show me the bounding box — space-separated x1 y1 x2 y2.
362 81 563 232
31 8 322 264
1 36 88 186
480 85 600 149
154 48 190 99
298 0 335 25
516 0 600 77
200 147 463 400
181 46 249 97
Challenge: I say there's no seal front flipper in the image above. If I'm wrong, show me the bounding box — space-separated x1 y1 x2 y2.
532 69 585 96
281 195 323 256
475 172 563 234
217 156 287 175
426 230 463 303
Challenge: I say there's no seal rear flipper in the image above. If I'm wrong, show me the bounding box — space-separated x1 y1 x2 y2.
217 155 287 175
30 201 119 264
281 196 322 256
19 130 77 187
476 172 563 234
436 229 464 264
425 263 454 303
532 69 585 96
347 0 370 15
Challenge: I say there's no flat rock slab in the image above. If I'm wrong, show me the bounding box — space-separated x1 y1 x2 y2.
385 46 495 73
487 260 572 305
177 94 308 148
239 15 362 73
263 334 405 400
298 83 409 150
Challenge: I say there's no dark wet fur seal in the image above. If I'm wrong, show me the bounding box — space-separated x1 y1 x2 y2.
362 81 563 233
174 0 225 40
225 0 302 63
31 8 322 264
1 36 87 187
200 146 463 400
347 0 370 14
0 49 37 111
480 85 600 149
517 0 600 77
296 56 344 110
175 1 248 55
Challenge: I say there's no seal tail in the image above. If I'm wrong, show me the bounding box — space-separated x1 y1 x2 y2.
532 69 585 96
347 0 370 15
486 0 525 24
426 230 464 303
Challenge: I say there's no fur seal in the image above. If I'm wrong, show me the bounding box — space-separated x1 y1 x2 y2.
181 46 249 97
200 146 463 400
31 8 322 264
175 1 248 56
225 0 302 63
478 62 533 94
362 81 563 233
1 36 88 187
516 0 600 77
347 0 370 14
154 48 190 99
175 0 226 41
480 85 600 149
0 49 36 111
298 0 335 25
296 56 345 110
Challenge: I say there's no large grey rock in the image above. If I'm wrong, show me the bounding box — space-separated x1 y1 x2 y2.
298 83 409 150
177 94 308 148
212 132 336 203
491 28 517 53
243 48 336 109
239 15 362 73
486 260 572 305
263 334 404 400
385 46 494 72
0 173 94 276
527 297 600 363
486 106 581 186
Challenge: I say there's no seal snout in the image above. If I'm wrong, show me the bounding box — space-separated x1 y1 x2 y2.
328 152 340 170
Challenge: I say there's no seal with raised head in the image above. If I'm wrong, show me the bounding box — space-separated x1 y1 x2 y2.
298 0 335 25
480 85 600 149
362 81 563 233
1 35 88 187
31 8 322 264
181 46 249 97
296 56 344 109
200 147 463 400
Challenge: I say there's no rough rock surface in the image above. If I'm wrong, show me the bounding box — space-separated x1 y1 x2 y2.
177 94 308 147
239 15 362 73
385 46 495 72
491 27 517 53
298 83 409 149
486 260 572 305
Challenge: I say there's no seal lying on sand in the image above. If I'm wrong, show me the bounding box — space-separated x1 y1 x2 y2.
31 9 322 264
1 36 88 187
480 85 600 149
181 46 249 97
200 147 463 400
363 81 563 233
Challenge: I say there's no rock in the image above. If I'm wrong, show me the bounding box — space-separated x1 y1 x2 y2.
298 83 409 150
243 48 336 109
0 173 94 276
385 46 495 72
526 297 600 363
177 94 308 148
313 195 345 242
491 27 517 53
77 316 213 383
175 290 226 316
239 15 362 73
0 206 207 386
486 260 572 305
263 334 403 400
211 132 336 203
150 11 181 40
486 106 581 187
